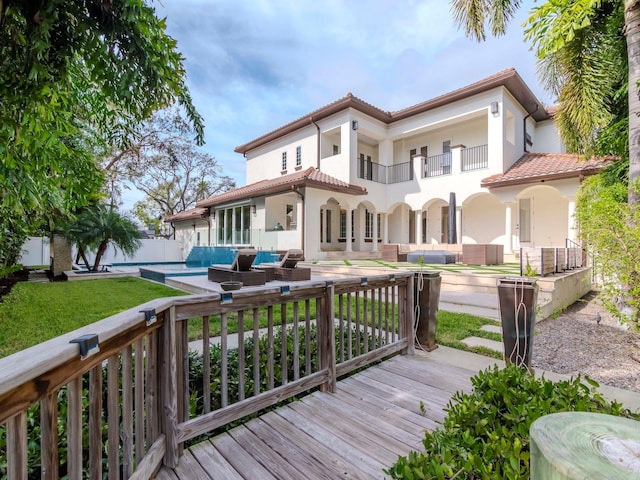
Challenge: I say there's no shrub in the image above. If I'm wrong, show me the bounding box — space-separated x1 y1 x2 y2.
386 365 639 479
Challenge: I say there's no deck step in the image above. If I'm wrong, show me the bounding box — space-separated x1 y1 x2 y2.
439 291 500 320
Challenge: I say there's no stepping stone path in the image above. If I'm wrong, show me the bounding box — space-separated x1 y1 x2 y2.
461 323 503 354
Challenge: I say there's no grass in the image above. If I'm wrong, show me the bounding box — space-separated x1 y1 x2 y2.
0 277 504 362
436 310 503 359
0 277 187 357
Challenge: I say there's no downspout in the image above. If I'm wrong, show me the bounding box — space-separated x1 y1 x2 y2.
310 117 320 169
523 104 539 153
292 186 305 253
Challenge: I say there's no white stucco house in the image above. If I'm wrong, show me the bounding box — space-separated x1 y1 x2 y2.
165 68 613 261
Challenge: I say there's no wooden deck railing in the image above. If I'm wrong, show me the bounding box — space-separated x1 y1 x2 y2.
0 272 414 479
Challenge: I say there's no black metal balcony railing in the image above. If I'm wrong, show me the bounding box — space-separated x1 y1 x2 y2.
356 144 487 183
357 158 386 183
461 144 488 171
387 161 413 183
423 153 452 178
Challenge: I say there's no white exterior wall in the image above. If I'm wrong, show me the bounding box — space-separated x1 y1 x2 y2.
223 78 574 260
19 237 51 266
461 194 505 244
245 125 319 184
502 91 528 172
532 119 565 153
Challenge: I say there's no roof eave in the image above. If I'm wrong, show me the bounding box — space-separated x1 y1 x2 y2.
481 168 601 189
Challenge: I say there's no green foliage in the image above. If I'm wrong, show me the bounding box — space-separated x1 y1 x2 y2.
60 203 142 271
0 277 186 357
576 174 640 322
186 323 382 442
0 0 203 258
524 0 627 155
523 257 538 278
386 364 639 479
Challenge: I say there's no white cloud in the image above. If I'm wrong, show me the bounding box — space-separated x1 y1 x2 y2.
124 0 553 213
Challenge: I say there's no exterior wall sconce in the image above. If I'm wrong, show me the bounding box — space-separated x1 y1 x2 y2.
490 101 499 115
252 205 257 216
352 120 358 131
192 223 196 231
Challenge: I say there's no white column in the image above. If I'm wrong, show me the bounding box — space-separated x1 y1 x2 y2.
415 210 422 245
567 197 576 243
504 201 515 254
451 144 465 176
345 208 352 252
413 154 425 180
383 213 389 244
372 212 378 252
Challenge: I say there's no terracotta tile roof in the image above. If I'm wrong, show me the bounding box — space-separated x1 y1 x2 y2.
196 167 367 208
163 207 208 223
481 153 616 188
235 68 551 154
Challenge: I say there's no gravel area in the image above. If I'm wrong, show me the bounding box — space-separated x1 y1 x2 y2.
532 291 640 393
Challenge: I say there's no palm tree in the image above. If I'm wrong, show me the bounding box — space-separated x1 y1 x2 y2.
62 204 142 271
451 0 638 204
451 0 640 322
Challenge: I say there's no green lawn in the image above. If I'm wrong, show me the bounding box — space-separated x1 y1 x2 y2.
0 277 187 357
436 310 502 359
0 277 503 361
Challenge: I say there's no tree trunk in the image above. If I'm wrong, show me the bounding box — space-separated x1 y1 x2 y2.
626 0 640 207
624 1 640 322
93 241 108 271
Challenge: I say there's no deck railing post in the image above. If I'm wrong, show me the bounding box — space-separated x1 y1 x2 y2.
319 282 336 393
160 306 179 468
403 275 415 355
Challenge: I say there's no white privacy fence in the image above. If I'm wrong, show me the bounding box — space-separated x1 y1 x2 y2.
20 237 184 266
18 237 50 266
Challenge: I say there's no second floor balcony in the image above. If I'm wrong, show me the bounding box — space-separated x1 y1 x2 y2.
356 144 489 184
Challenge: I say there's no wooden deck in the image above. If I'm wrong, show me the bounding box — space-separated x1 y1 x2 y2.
156 354 474 480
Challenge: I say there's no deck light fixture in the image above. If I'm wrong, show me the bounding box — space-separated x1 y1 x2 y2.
140 308 157 326
70 334 100 360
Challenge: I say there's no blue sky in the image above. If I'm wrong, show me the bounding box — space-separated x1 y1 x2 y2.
122 0 553 211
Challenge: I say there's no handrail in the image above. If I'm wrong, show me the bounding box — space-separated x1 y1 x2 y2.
0 272 414 479
460 144 488 171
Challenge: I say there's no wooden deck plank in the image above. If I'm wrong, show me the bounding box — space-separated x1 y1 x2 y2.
154 467 179 480
227 423 307 480
346 374 448 424
302 393 422 451
356 365 455 407
159 355 475 480
245 414 347 480
275 404 386 478
380 355 473 393
189 440 243 480
338 376 438 431
334 384 432 437
169 449 211 480
212 433 279 480
290 396 401 464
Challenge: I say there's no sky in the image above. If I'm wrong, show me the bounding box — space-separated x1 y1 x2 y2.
122 0 554 211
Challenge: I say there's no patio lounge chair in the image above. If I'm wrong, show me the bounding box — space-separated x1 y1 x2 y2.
272 249 311 281
208 248 267 286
